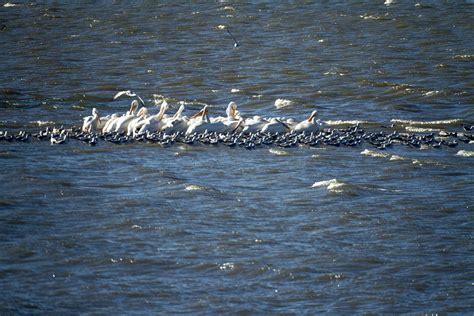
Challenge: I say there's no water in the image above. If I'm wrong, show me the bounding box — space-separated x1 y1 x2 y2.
1 1 473 314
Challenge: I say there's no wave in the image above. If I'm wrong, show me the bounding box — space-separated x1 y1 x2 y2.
361 149 423 166
269 148 289 156
184 184 206 191
360 149 390 158
274 99 294 109
456 150 474 157
404 126 441 133
391 118 463 126
311 179 346 193
30 120 56 127
324 120 370 126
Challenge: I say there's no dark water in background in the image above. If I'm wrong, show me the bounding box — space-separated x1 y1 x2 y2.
1 1 473 314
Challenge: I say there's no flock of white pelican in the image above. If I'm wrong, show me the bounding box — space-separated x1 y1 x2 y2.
82 93 322 137
1 91 470 150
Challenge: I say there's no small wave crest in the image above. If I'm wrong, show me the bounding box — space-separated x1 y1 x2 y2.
184 184 206 191
30 120 55 127
361 149 424 166
311 179 346 193
391 118 462 126
274 99 294 109
324 120 369 126
456 150 474 157
360 149 390 158
269 148 289 156
404 126 441 133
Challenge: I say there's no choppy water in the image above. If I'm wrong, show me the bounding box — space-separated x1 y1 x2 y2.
1 1 473 314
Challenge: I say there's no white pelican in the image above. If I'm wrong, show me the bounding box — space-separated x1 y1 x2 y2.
103 101 138 133
210 102 240 123
242 115 268 133
186 105 228 135
261 118 291 134
222 102 244 133
127 107 148 136
113 90 145 106
113 100 140 133
292 110 321 133
82 108 101 133
136 101 169 135
161 105 189 134
102 113 119 133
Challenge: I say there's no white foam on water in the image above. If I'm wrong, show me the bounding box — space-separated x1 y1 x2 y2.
185 184 205 191
325 120 369 126
3 2 17 7
311 179 346 193
453 54 474 61
411 159 423 166
219 262 235 271
362 150 424 166
269 148 289 156
389 154 408 161
360 149 390 158
274 99 294 109
230 88 240 93
217 25 226 30
31 120 55 126
422 90 441 97
405 126 441 133
391 118 462 126
456 150 474 157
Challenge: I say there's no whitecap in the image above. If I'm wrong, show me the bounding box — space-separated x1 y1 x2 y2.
456 150 474 157
452 54 474 61
269 148 289 156
274 98 294 109
230 88 240 93
185 184 205 191
360 149 390 158
325 120 369 126
391 118 462 126
219 262 235 271
389 155 409 161
31 120 55 127
405 126 441 133
311 179 346 193
3 2 17 7
422 90 441 97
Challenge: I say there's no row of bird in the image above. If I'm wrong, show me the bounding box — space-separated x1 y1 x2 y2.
82 98 322 137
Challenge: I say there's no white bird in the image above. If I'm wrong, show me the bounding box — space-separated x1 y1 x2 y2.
261 117 291 134
292 110 321 133
186 105 225 134
82 108 101 133
242 115 268 134
113 90 145 106
113 100 140 133
221 101 244 133
127 107 149 136
161 105 189 134
137 101 169 135
103 101 138 133
102 113 119 133
211 102 240 123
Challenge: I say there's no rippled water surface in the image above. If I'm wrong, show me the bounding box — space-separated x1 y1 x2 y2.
1 1 473 314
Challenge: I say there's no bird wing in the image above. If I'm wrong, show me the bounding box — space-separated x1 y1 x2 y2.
113 90 132 100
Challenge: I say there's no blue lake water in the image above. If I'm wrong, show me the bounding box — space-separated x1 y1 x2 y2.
0 1 473 314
